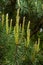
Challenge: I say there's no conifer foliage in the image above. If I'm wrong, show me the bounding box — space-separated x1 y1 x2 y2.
0 0 43 65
